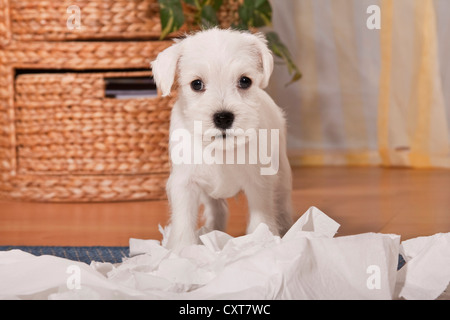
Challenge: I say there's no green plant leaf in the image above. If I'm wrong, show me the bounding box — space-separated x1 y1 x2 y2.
200 4 219 27
207 0 223 11
265 31 302 85
158 0 185 40
184 0 198 7
185 0 222 10
238 0 272 28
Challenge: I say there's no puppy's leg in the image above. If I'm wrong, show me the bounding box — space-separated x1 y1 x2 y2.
274 187 293 236
244 178 279 235
166 171 201 250
201 194 228 232
274 154 294 236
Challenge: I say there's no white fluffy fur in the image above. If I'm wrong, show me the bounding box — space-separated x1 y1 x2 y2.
151 29 293 250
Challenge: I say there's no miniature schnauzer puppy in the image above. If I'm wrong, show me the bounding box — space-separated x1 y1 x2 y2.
151 28 293 250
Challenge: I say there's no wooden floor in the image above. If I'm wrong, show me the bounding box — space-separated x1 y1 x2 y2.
1 166 450 246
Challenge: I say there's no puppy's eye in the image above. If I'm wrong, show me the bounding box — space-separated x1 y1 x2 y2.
238 76 252 90
191 79 205 92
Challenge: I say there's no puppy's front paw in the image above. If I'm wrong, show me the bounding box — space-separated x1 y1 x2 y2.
165 229 198 251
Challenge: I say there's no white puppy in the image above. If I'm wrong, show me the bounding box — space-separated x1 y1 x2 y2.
151 28 293 250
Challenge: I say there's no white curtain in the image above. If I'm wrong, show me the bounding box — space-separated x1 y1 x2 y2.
268 0 450 168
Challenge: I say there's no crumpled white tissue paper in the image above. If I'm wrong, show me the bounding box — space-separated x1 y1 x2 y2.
0 206 449 300
395 233 450 300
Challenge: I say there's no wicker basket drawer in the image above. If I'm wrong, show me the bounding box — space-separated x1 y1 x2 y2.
14 70 172 176
9 0 162 41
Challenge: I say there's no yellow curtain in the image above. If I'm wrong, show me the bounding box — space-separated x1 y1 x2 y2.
268 0 450 168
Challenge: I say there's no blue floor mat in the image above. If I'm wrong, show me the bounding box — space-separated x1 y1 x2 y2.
0 246 129 264
0 246 407 270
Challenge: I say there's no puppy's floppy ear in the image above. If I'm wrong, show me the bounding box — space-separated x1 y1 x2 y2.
253 33 274 89
151 41 182 97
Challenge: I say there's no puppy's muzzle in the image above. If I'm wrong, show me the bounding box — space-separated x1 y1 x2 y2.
213 111 234 130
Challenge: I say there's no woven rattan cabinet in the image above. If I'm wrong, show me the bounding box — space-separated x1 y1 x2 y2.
0 0 175 201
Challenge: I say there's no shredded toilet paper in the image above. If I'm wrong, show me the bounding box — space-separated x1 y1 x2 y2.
0 206 449 300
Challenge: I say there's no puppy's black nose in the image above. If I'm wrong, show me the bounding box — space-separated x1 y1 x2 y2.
213 111 234 130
